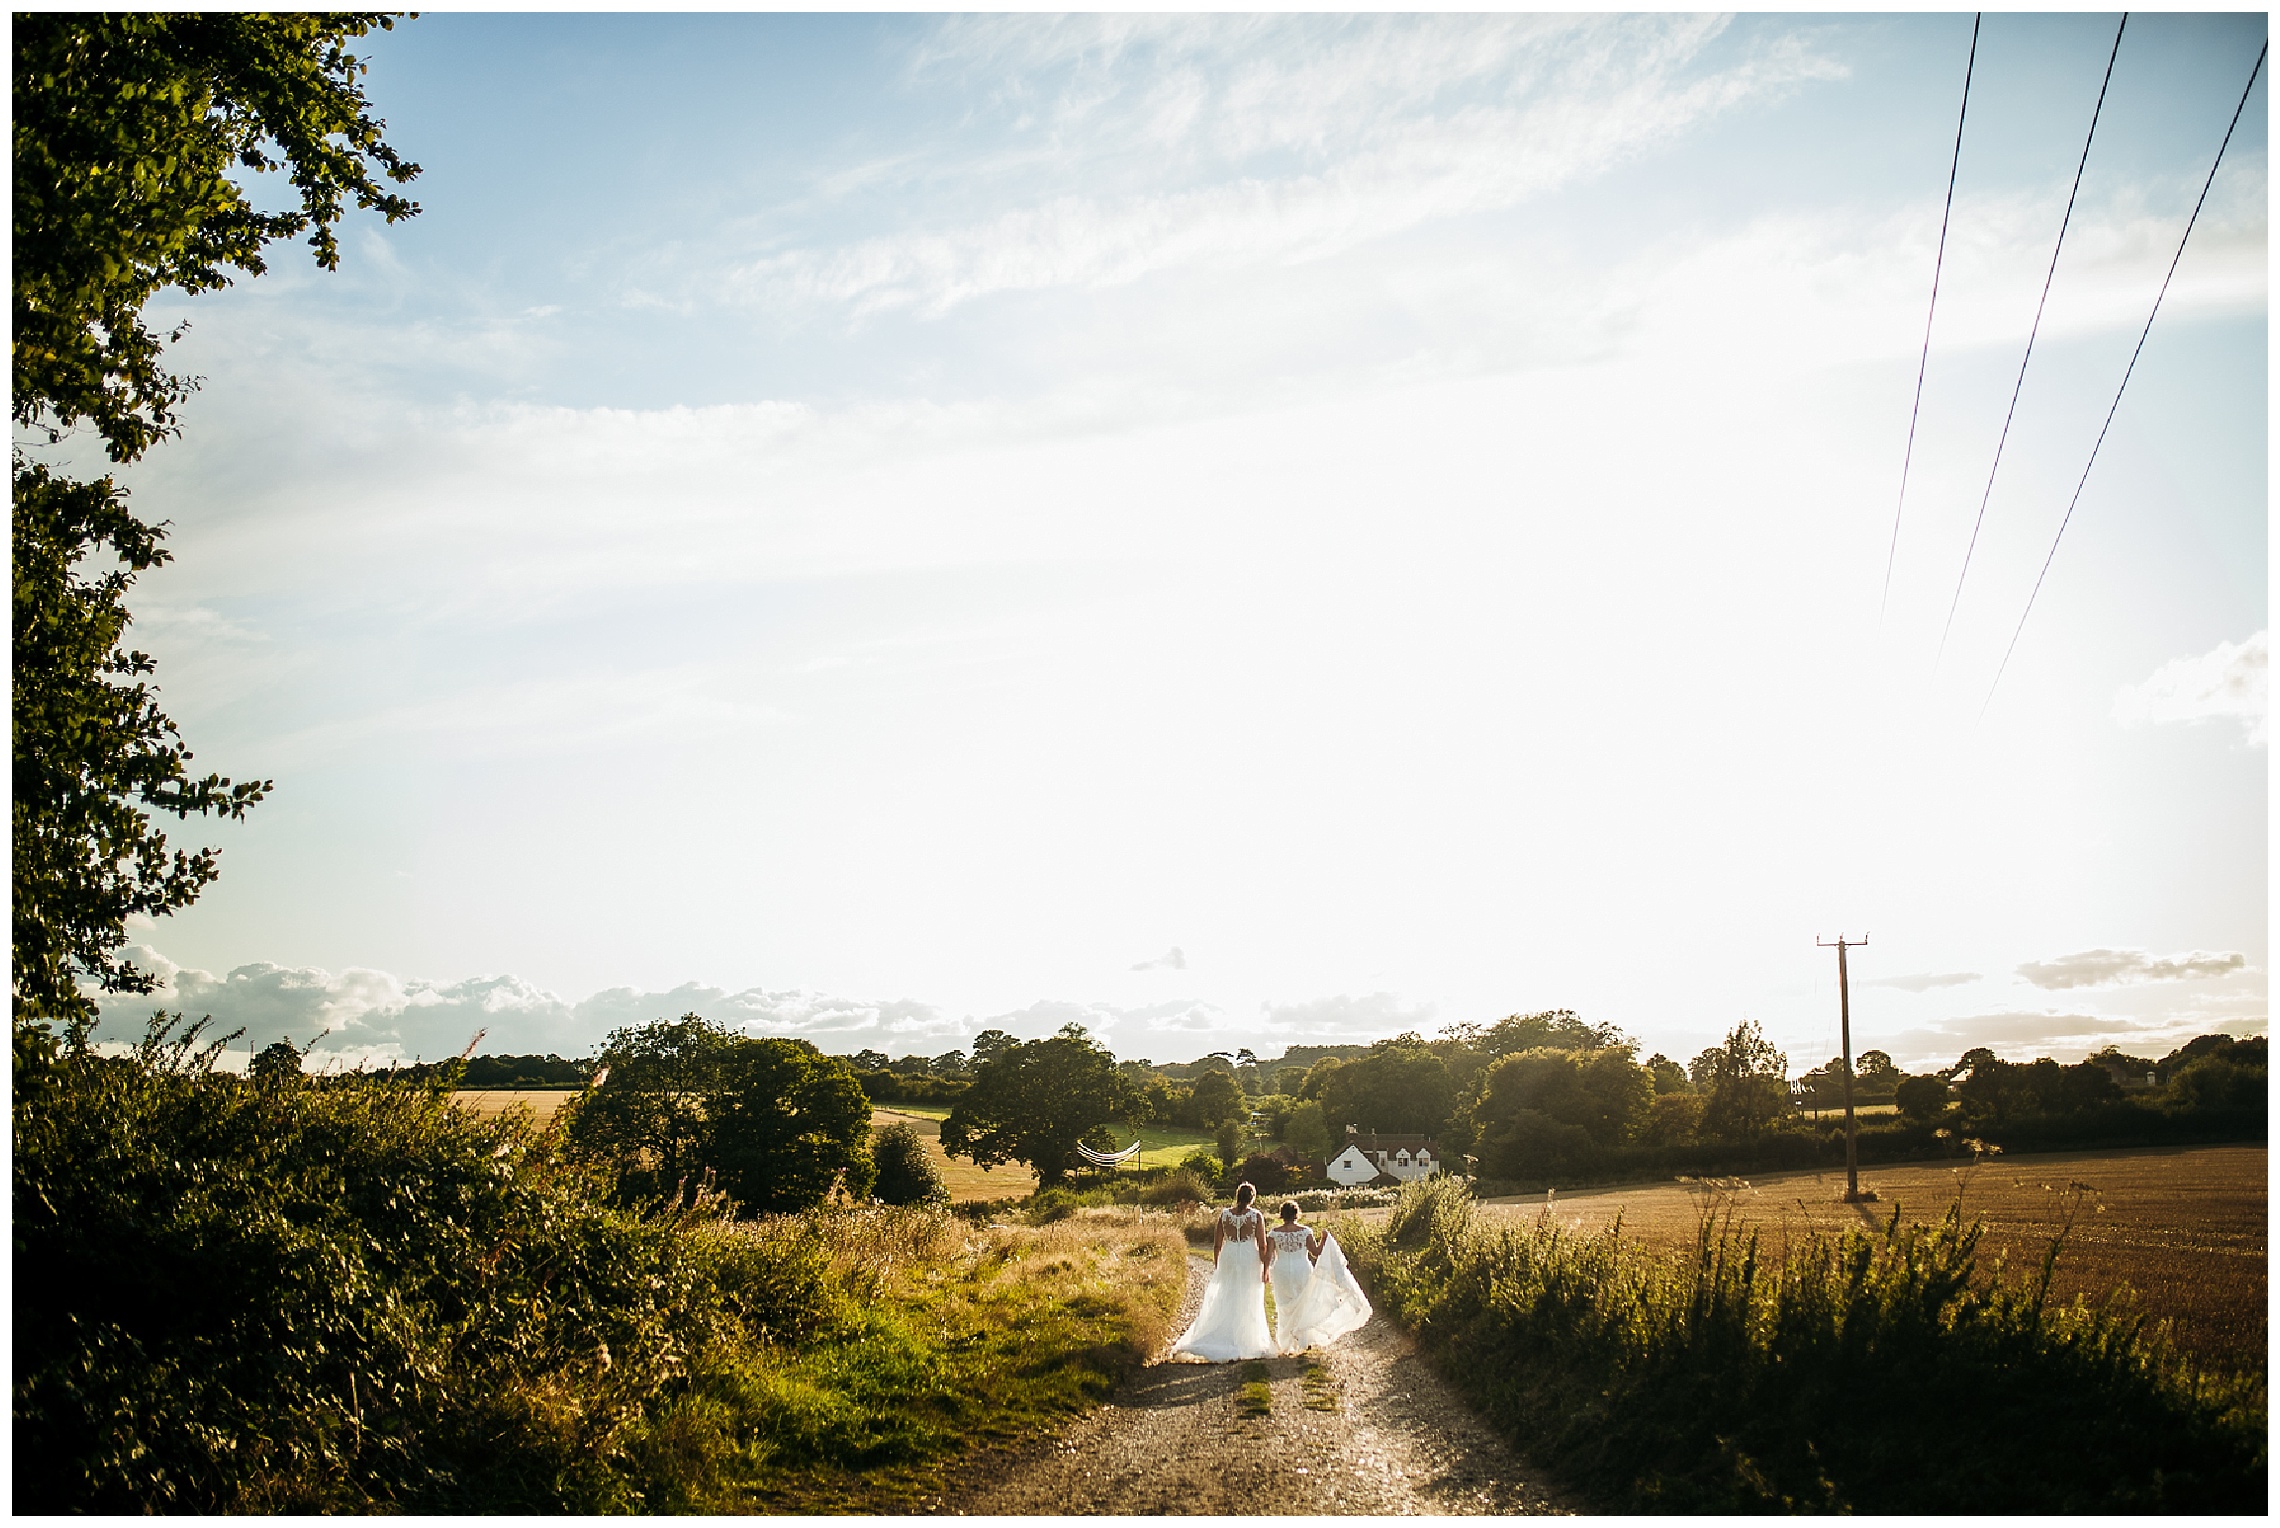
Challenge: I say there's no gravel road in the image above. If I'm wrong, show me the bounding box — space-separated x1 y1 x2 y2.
935 1252 1572 1515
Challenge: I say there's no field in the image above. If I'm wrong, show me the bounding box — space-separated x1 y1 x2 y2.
871 1105 1039 1201
1442 1144 2266 1374
453 1088 578 1122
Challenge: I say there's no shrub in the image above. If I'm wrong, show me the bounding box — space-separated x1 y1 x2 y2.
1895 1073 1950 1121
1178 1148 1222 1180
1140 1166 1213 1207
872 1122 947 1207
12 1016 782 1512
1347 1178 2266 1512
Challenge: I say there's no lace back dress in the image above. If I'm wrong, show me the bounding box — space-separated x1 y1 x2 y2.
1168 1207 1275 1362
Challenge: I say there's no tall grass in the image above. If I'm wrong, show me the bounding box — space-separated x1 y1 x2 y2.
13 1020 1186 1512
1346 1177 2265 1512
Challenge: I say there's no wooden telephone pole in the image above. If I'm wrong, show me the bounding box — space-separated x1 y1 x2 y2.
1817 933 1873 1203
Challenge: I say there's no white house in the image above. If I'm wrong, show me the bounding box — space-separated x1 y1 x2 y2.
1326 1130 1445 1187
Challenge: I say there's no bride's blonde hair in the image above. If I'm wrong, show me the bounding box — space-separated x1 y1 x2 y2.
1233 1182 1256 1211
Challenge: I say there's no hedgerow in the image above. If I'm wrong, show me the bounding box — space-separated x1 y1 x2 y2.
1344 1176 2266 1512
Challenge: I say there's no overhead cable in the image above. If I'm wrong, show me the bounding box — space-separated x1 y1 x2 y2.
1984 41 2269 713
1937 14 2127 664
1881 13 1981 626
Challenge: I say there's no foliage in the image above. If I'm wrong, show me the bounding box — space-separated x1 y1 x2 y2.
1955 1053 2121 1128
872 1122 947 1208
14 12 420 460
1213 1118 1242 1168
1347 1177 2266 1512
450 1052 595 1089
565 1014 736 1207
11 463 269 1028
941 1024 1141 1188
564 1015 872 1215
15 1024 1190 1511
1224 1150 1314 1195
1178 1148 1223 1181
1187 1066 1244 1127
851 1067 970 1105
1691 1020 1789 1142
706 1040 875 1214
1139 1166 1214 1207
1643 1051 1690 1095
13 14 417 1031
1895 1074 1951 1121
1459 1045 1655 1178
1281 1098 1334 1160
1314 1040 1456 1136
14 1014 761 1511
248 1038 303 1084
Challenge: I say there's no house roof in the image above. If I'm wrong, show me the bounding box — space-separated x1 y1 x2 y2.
1346 1133 1439 1153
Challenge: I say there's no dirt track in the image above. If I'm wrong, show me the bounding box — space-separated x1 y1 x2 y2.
935 1252 1570 1515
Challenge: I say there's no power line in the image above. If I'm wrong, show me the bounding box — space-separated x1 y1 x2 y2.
1984 41 2269 714
1882 13 1981 627
1937 14 2127 665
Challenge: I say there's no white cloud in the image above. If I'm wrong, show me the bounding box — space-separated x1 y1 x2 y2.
1131 946 1188 971
1260 991 1436 1038
735 16 1838 320
2113 631 2268 746
1867 972 1981 992
2016 948 2249 991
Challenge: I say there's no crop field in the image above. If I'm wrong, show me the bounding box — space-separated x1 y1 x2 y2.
871 1106 1039 1201
1450 1144 2266 1375
453 1088 578 1122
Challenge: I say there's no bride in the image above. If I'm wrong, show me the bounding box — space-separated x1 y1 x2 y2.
1266 1198 1371 1354
1169 1184 1371 1362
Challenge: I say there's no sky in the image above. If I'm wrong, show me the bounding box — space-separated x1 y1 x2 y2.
55 11 2267 1076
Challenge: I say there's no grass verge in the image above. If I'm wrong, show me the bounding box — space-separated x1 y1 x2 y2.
692 1208 1188 1512
1344 1177 2266 1513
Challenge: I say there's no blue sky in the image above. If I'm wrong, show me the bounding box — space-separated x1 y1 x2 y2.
64 12 2266 1074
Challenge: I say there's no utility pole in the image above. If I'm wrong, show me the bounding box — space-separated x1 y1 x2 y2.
1817 933 1873 1203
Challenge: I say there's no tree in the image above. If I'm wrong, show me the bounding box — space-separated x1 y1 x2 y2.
13 15 418 1032
872 1122 947 1206
1895 1074 1950 1123
1189 1067 1245 1128
1460 1046 1655 1177
941 1024 1140 1187
969 1028 1018 1066
1214 1118 1242 1170
852 1049 890 1071
704 1039 874 1214
1855 1049 1901 1098
566 1014 738 1207
1476 1010 1626 1059
1317 1043 1455 1137
1644 1052 1689 1095
1694 1021 1789 1142
1281 1098 1334 1161
15 13 421 459
248 1038 303 1085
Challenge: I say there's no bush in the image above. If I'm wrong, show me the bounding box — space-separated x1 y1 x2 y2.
1224 1151 1312 1194
1178 1148 1222 1180
871 1122 947 1207
1347 1178 2266 1512
1140 1166 1213 1207
1895 1074 1950 1121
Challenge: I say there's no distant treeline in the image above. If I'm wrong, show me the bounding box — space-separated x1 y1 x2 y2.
402 1053 595 1089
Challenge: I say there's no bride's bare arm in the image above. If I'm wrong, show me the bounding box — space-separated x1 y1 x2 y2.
1212 1214 1225 1265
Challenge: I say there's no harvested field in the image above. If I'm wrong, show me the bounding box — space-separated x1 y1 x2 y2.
872 1105 1039 1202
1431 1144 2264 1375
452 1088 578 1123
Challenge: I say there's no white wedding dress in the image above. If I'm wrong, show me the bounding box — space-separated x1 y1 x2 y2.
1169 1207 1276 1362
1269 1223 1372 1354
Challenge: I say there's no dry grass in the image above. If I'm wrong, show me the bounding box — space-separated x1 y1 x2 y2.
1442 1144 2266 1374
452 1088 579 1122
